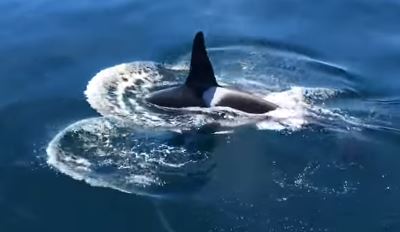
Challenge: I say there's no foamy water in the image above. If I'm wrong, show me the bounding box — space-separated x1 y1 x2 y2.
46 117 214 196
47 45 363 196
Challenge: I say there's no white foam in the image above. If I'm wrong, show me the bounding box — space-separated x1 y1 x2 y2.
86 63 161 116
46 118 157 194
46 117 212 195
84 62 324 131
259 87 308 130
46 44 366 196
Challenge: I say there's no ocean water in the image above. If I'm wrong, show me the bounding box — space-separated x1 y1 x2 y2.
1 0 400 231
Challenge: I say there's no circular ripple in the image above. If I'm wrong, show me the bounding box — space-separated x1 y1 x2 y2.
48 43 366 196
47 117 214 196
84 62 266 131
84 45 362 132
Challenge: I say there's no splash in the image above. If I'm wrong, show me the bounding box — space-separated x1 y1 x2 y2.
47 117 213 196
84 60 356 132
47 44 362 195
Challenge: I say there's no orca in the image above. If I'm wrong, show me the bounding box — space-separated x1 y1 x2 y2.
146 31 278 114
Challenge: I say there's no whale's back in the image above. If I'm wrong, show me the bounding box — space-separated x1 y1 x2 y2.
203 87 278 114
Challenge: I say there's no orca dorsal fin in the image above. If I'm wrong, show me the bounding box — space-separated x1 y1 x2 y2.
185 31 218 89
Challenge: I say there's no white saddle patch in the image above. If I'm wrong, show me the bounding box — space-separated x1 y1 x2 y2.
202 87 232 107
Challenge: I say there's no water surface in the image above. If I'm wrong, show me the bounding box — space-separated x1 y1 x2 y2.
1 0 400 231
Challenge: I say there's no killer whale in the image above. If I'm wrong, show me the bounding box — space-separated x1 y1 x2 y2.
146 32 278 114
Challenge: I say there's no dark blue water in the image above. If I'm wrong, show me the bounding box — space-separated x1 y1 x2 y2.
1 0 400 231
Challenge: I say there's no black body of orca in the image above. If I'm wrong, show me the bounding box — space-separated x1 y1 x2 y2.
146 32 278 114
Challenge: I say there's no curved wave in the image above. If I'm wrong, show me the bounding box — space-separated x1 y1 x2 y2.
47 43 369 196
47 117 214 197
85 44 360 132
